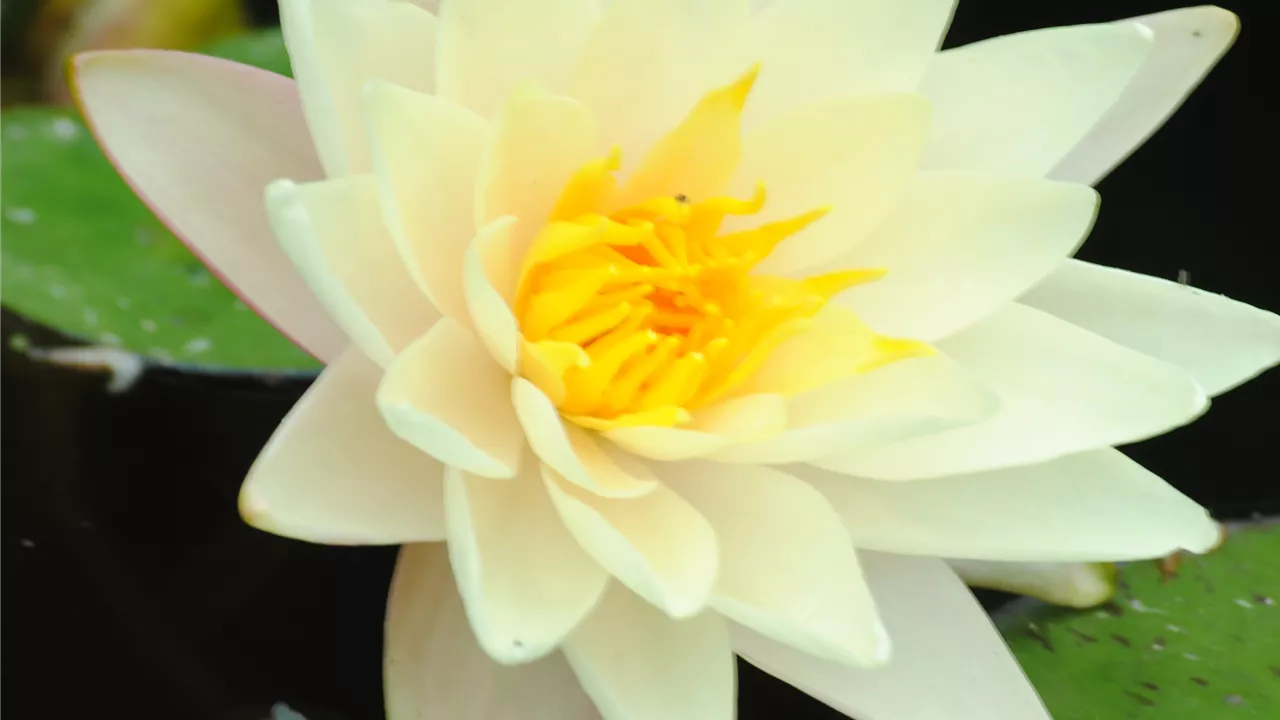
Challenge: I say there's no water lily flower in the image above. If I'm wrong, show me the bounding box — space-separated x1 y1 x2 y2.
72 1 1279 718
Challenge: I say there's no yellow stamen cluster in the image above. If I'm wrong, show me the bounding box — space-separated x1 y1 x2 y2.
515 150 884 431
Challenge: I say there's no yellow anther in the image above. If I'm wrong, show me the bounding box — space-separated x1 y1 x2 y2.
550 301 635 345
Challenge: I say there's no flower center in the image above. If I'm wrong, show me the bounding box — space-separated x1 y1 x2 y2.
514 67 893 431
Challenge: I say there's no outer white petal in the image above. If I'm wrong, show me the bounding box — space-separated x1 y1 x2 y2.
569 0 751 166
835 171 1098 341
739 0 955 127
727 93 932 276
542 467 717 619
661 462 888 666
920 21 1153 177
240 348 445 544
378 318 523 478
735 552 1050 720
814 303 1207 480
445 454 608 665
1022 260 1280 397
562 585 734 720
265 175 439 368
385 543 599 720
802 449 1220 562
364 81 489 324
72 50 344 360
437 0 600 118
709 355 999 465
280 0 437 176
1051 7 1240 186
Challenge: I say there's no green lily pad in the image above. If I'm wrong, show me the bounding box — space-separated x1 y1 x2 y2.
1000 522 1279 718
0 105 318 371
199 27 292 78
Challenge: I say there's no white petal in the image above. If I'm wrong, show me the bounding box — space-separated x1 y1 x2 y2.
464 217 523 372
445 455 608 665
365 81 489 324
476 84 598 256
709 355 998 465
378 318 523 478
543 467 717 618
437 0 600 118
1051 7 1240 186
920 21 1153 177
280 0 437 176
835 171 1098 341
735 552 1050 720
802 449 1220 562
569 0 751 166
661 462 888 666
71 50 344 360
739 0 955 127
815 303 1207 480
512 379 658 497
604 394 787 461
1022 260 1280 397
240 348 445 544
265 175 439 367
385 543 599 720
563 585 734 720
727 93 932 276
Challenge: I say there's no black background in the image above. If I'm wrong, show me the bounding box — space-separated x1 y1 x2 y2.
3 1 1275 718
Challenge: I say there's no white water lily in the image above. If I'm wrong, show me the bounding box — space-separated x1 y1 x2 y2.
73 1 1278 718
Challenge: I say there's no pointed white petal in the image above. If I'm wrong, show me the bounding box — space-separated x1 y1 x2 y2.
512 379 658 497
740 0 955 127
240 348 445 544
543 468 717 618
728 93 932 276
815 303 1207 480
1051 7 1240 186
437 0 600 118
385 543 598 720
920 21 1153 177
563 585 734 720
378 318 523 478
735 552 1050 720
710 355 998 465
265 175 438 367
71 50 343 360
569 0 751 166
662 462 888 666
836 171 1098 341
1022 260 1280 396
802 449 1220 562
477 83 598 258
446 455 608 665
364 81 488 324
280 0 437 176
